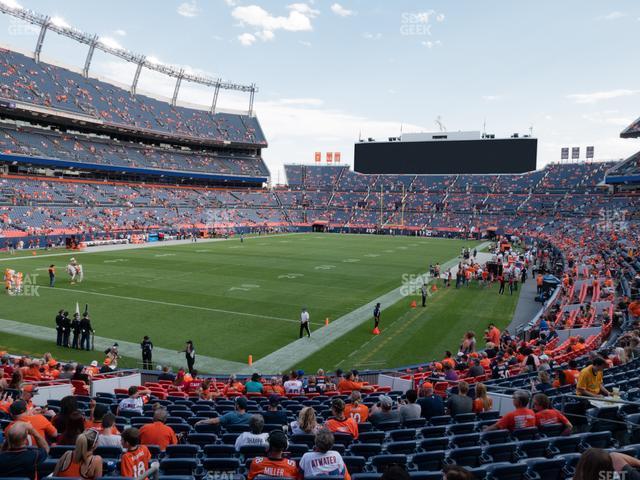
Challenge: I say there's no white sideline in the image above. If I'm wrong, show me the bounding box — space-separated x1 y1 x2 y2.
0 317 246 373
237 242 492 374
0 232 301 262
45 286 323 326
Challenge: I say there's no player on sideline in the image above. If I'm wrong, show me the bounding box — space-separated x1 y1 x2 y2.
373 303 381 329
299 307 311 338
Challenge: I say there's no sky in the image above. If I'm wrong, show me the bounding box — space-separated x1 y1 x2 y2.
0 0 638 183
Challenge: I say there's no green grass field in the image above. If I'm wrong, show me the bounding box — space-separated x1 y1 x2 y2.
0 233 520 372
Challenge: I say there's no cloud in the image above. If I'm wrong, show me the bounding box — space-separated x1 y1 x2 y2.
482 95 502 101
114 29 127 36
582 111 633 127
50 15 71 28
599 11 627 21
99 36 123 50
421 40 442 49
177 1 199 18
362 32 382 40
223 0 236 5
231 3 319 43
436 13 445 22
567 89 640 104
238 33 257 46
331 3 354 17
274 98 324 106
255 30 275 41
0 0 23 9
298 40 312 47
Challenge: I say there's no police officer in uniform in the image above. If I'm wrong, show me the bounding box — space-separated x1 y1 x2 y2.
141 336 153 370
79 313 94 351
61 311 71 348
71 313 81 349
55 309 64 346
421 283 428 307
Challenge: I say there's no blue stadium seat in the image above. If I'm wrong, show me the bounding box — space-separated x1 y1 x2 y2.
538 423 566 437
371 454 407 472
291 433 316 447
483 443 518 463
517 439 550 459
409 473 443 480
420 426 447 438
548 435 584 455
447 446 483 468
580 431 614 449
523 457 566 480
342 456 366 474
164 444 200 459
159 459 198 476
485 462 528 480
389 428 417 441
429 415 452 425
403 418 427 428
512 427 539 441
348 443 382 459
94 446 123 459
480 429 511 445
203 444 236 457
386 440 417 455
201 457 242 473
450 433 480 448
447 422 476 435
411 450 446 471
239 444 269 458
375 420 401 431
420 437 450 451
187 433 218 447
48 445 75 459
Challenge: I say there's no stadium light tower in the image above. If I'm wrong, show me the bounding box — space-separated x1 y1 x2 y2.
82 34 98 78
33 15 50 63
171 69 184 106
130 56 145 95
210 79 221 114
0 3 258 115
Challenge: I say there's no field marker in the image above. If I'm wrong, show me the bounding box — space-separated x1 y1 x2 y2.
314 265 335 270
45 286 323 326
104 259 128 263
277 273 304 279
154 253 176 257
363 254 380 258
342 258 360 263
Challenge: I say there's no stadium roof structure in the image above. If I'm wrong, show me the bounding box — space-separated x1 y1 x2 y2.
621 115 640 139
0 2 257 115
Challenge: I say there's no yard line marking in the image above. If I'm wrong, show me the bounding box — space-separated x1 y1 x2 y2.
0 317 246 373
240 241 492 374
46 286 324 326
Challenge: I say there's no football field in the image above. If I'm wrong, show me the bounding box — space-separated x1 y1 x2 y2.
0 233 519 373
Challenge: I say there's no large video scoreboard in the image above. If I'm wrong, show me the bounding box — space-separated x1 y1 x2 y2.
354 135 537 175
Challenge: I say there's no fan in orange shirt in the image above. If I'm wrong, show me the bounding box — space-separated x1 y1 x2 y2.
248 430 301 480
139 406 178 451
263 377 286 396
532 393 572 435
337 372 373 393
120 428 152 478
324 398 359 439
344 391 369 423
